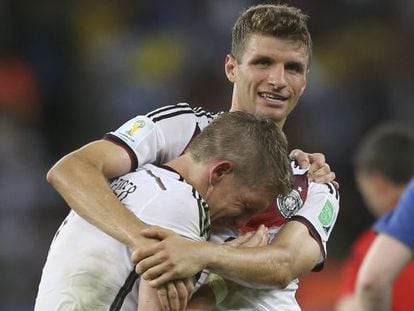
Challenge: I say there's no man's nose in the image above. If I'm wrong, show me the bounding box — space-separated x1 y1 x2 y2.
268 64 286 88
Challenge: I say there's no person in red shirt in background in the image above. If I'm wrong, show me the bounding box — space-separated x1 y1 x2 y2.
335 123 414 311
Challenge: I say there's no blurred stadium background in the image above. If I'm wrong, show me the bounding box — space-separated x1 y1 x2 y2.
1 0 413 310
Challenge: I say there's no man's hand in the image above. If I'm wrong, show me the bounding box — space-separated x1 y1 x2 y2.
225 224 268 248
131 226 207 287
290 149 339 188
156 279 194 311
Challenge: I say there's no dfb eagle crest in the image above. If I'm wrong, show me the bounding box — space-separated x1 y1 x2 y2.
276 188 304 218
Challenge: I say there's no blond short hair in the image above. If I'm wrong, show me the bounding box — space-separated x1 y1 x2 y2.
187 111 292 196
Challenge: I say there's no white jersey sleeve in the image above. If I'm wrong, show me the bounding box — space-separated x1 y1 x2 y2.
104 103 220 170
278 162 340 264
291 181 340 262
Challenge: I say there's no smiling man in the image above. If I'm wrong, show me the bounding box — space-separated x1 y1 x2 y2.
45 4 339 311
227 29 309 126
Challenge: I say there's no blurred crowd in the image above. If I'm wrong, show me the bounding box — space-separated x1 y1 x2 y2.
0 0 413 310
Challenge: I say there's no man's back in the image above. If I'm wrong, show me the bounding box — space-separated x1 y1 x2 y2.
35 164 209 311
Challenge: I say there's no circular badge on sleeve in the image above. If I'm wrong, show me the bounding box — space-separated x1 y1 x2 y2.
276 189 304 218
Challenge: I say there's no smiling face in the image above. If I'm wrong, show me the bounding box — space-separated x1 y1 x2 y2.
226 34 309 128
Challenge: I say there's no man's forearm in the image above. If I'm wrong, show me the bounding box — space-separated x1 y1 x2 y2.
200 221 320 287
135 220 320 288
47 152 150 250
355 234 413 311
356 283 391 311
199 242 292 287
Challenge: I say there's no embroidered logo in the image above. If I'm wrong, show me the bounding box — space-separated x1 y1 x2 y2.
126 120 145 136
276 189 304 218
318 199 335 234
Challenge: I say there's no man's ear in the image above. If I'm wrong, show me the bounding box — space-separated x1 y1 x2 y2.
225 54 236 83
209 160 234 186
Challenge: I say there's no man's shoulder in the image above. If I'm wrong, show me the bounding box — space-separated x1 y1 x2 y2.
112 164 196 204
145 103 221 123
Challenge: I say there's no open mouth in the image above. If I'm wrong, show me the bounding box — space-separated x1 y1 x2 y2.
258 92 288 104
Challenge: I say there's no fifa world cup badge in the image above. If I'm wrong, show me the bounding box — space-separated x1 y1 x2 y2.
276 189 304 218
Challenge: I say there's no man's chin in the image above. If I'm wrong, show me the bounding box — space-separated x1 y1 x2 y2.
256 109 286 124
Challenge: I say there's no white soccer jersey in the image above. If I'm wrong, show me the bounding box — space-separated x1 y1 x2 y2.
105 103 341 310
105 103 220 169
211 162 340 260
209 163 339 311
34 164 209 311
107 106 339 256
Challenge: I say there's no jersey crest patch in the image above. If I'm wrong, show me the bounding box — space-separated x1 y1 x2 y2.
126 120 145 136
115 116 155 149
276 188 304 218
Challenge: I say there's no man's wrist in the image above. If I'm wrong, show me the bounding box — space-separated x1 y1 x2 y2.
194 241 222 270
201 243 231 271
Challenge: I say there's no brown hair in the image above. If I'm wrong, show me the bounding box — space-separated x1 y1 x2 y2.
354 123 414 184
232 4 312 63
187 111 292 195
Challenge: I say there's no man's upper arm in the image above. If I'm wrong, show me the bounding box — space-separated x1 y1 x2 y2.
71 139 132 179
262 180 340 280
359 233 413 285
355 233 412 311
269 220 321 279
104 104 207 169
290 181 340 267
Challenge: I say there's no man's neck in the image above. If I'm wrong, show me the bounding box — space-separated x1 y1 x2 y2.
165 154 208 198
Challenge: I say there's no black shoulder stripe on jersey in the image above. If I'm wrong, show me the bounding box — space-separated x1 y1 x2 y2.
192 188 211 239
151 109 195 123
180 123 201 156
325 183 339 200
145 169 167 190
110 269 139 311
104 134 138 171
194 109 217 120
146 103 190 118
